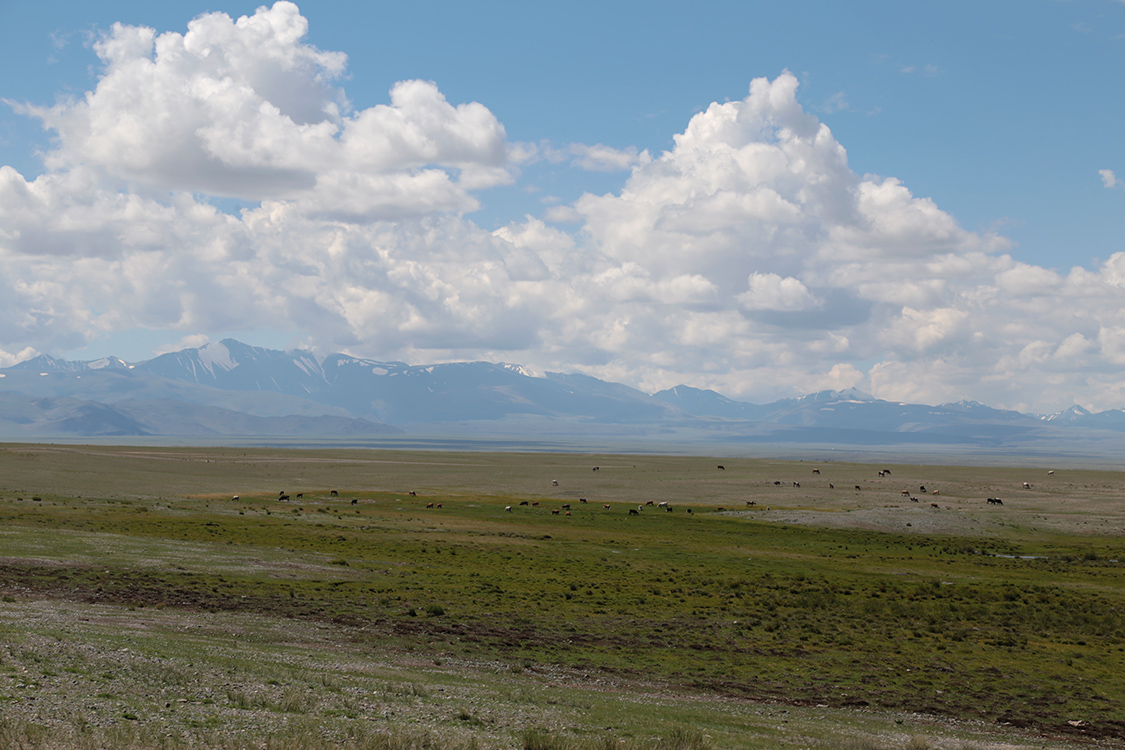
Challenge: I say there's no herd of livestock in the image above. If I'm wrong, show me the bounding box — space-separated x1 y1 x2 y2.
259 466 1054 516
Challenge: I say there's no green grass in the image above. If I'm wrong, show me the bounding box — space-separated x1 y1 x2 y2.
0 444 1121 748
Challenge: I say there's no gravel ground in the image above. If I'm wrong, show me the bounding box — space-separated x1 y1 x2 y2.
0 598 1103 750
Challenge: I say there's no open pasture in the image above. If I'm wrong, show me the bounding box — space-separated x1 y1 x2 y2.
0 444 1123 748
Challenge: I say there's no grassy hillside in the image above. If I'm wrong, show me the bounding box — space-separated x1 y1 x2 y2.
0 444 1121 748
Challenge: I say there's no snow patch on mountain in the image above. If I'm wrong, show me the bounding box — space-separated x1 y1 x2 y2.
196 342 239 375
1044 405 1092 422
502 363 543 378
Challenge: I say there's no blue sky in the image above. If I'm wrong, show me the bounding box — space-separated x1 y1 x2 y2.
0 1 1122 411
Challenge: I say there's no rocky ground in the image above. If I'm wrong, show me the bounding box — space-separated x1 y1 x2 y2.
0 597 1105 750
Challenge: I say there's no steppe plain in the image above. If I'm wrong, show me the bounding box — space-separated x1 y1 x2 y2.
0 443 1123 749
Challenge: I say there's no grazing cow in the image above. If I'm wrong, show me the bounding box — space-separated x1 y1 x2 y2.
717 507 726 511
629 509 639 515
330 490 338 497
1047 470 1055 475
773 481 781 486
746 500 756 506
854 485 862 491
793 482 800 488
295 493 303 499
279 494 290 502
279 491 286 497
561 504 571 510
883 469 892 475
436 503 442 509
901 490 911 497
409 491 417 497
829 484 834 489
351 498 358 505
551 509 561 515
532 501 539 506
552 480 559 487
919 486 926 492
665 506 673 512
878 471 885 477
579 498 588 504
505 506 512 512
565 511 572 516
593 466 599 471
931 503 939 508
645 500 654 506
519 501 529 506
232 495 239 501
1022 482 1031 489
603 504 611 509
658 501 668 508
932 490 940 495
717 465 725 470
910 497 919 502
987 497 1004 505
812 469 821 475
426 502 434 509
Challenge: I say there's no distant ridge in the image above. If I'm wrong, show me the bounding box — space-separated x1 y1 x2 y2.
4 339 1125 449
652 385 767 420
8 353 131 374
1043 404 1125 429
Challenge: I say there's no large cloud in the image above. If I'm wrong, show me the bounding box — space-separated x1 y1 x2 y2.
4 4 1125 413
16 2 509 208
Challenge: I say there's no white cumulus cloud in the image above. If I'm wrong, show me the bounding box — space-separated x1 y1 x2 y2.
739 273 820 311
4 6 1125 414
14 2 510 215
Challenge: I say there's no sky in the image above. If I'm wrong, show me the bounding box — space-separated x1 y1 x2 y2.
0 0 1122 413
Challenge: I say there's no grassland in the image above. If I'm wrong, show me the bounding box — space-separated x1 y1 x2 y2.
0 444 1122 749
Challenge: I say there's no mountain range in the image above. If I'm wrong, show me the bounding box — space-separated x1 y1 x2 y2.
1 338 1123 453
